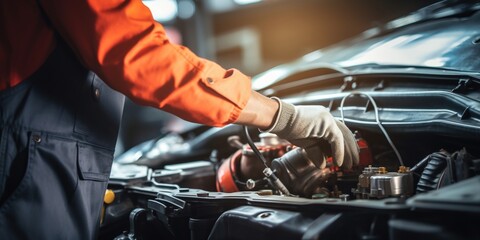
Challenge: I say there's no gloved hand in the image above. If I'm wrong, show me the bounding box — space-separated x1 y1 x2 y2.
264 97 359 169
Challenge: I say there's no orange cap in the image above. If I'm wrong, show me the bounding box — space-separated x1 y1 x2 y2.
104 189 115 204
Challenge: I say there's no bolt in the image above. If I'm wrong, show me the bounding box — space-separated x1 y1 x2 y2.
246 179 256 190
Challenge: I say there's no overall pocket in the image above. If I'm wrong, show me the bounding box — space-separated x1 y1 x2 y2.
75 142 114 238
0 133 78 214
0 132 113 239
0 128 32 209
78 143 113 182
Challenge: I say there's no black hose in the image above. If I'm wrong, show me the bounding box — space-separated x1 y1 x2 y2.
243 126 269 168
243 126 290 195
415 151 451 193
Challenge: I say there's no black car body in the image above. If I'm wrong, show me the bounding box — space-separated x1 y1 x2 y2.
103 1 480 239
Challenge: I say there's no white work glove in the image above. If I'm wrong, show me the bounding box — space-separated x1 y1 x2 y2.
265 97 359 169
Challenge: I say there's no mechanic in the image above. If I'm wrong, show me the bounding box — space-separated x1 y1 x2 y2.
0 0 358 239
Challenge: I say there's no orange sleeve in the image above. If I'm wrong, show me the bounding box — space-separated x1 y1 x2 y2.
39 0 251 126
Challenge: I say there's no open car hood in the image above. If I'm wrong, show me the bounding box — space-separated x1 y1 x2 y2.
253 3 480 90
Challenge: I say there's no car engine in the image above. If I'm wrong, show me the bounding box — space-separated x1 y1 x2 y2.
103 100 480 239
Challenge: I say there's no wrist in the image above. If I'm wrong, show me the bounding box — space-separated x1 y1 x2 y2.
262 97 296 136
235 91 280 129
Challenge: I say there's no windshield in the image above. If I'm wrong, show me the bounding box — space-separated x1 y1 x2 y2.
316 11 480 73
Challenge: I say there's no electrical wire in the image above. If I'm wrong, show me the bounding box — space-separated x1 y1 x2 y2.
243 126 269 168
340 92 404 166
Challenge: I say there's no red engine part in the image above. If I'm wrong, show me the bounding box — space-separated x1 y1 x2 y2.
327 135 373 172
356 136 373 167
216 150 242 192
216 138 291 192
217 132 373 192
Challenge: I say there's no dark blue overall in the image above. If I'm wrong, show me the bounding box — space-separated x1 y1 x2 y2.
0 39 124 239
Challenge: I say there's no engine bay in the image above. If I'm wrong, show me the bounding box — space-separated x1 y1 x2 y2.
103 70 480 239
103 93 480 239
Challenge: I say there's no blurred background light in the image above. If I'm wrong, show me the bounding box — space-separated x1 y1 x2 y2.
234 0 262 5
178 0 196 19
143 0 178 22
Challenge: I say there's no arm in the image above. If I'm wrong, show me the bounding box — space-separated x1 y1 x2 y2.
39 0 251 126
39 0 358 168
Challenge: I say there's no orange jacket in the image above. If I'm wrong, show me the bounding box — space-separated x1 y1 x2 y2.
0 0 251 126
